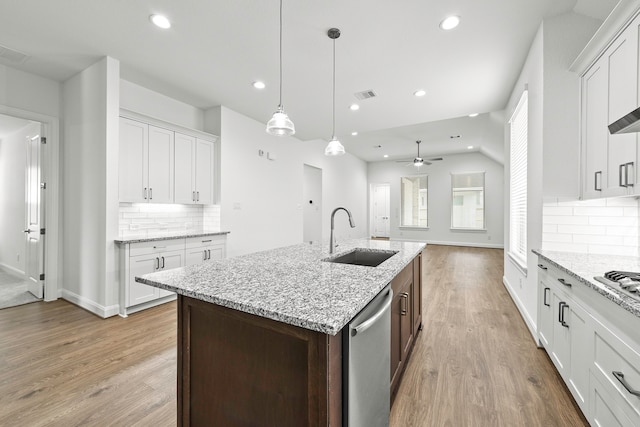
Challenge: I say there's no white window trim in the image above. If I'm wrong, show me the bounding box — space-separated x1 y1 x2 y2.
508 89 528 269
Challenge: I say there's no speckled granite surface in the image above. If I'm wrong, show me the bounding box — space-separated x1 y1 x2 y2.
115 231 230 244
533 249 640 318
137 239 426 335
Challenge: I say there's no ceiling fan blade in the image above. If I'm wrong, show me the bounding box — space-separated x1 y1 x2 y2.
426 157 443 161
395 159 413 162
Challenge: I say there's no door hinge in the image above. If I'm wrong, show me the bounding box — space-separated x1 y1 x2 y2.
40 228 45 235
40 182 46 189
39 273 45 280
40 136 46 144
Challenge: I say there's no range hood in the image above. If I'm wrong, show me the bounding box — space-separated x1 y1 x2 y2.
609 106 640 134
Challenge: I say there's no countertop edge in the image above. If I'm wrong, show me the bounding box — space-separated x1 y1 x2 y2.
533 249 640 319
115 231 230 244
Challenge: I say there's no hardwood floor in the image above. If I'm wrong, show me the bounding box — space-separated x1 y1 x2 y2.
0 245 588 426
390 245 589 426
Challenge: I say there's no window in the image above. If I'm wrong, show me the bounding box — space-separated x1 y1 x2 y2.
400 175 428 227
509 90 528 268
451 172 485 229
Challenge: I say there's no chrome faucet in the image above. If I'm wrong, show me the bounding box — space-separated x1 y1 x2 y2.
330 207 356 254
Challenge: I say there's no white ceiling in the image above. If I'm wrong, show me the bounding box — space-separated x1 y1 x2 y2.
0 0 618 162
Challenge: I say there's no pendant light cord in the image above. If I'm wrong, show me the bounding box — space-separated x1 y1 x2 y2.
278 0 283 108
332 36 336 138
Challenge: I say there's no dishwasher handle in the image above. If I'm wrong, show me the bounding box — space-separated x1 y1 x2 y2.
352 289 393 336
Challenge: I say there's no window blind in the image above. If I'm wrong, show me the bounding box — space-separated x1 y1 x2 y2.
509 90 528 267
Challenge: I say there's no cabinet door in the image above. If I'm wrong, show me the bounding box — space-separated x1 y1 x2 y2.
566 300 591 415
538 278 554 349
186 247 207 266
400 280 413 362
174 132 196 204
390 288 403 390
412 254 422 333
148 126 174 203
607 31 638 195
128 254 159 307
551 290 571 377
195 138 215 204
119 118 148 203
158 251 182 297
582 59 608 199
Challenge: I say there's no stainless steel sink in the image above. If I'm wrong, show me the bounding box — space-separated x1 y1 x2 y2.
323 249 398 267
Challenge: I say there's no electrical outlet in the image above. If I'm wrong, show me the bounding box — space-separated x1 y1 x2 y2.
519 278 523 289
16 253 19 262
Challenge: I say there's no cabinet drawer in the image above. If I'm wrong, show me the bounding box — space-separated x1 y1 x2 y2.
130 239 185 256
544 264 576 294
591 372 637 427
592 321 640 422
186 235 226 249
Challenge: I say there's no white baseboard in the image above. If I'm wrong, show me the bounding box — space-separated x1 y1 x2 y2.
502 275 539 345
60 289 120 318
0 262 26 278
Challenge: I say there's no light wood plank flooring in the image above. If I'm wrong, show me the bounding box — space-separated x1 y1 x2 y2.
0 245 588 426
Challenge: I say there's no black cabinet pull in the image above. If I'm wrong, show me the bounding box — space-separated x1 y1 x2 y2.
625 162 635 187
558 302 569 328
208 249 211 259
558 278 571 288
538 264 547 271
543 288 550 307
620 164 627 187
595 171 602 191
155 257 160 270
203 250 207 261
161 256 165 269
613 371 640 397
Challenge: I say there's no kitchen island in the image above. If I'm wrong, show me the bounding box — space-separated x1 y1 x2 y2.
137 239 425 426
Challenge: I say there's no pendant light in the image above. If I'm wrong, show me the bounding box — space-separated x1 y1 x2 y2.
325 28 345 156
266 0 295 136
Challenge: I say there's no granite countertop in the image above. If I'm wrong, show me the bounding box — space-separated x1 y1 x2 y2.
137 239 426 335
115 231 230 244
533 249 640 318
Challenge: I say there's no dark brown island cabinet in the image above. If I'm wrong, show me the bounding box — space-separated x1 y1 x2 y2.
177 252 423 426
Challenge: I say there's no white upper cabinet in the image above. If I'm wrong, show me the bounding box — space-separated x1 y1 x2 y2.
119 112 218 205
119 118 148 202
174 132 197 204
195 138 215 205
147 126 174 203
579 10 640 199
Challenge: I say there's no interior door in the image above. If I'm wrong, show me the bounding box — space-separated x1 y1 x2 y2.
25 129 44 298
372 184 390 238
303 164 322 244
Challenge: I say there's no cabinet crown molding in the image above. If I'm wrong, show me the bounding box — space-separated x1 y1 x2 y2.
120 108 219 142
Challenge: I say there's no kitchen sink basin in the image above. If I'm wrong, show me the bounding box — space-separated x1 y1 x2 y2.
324 249 398 267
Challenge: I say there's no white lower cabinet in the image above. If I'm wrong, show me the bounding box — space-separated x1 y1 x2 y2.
537 257 640 426
120 235 227 315
185 235 226 266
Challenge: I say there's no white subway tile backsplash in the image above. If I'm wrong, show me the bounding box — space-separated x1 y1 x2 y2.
118 203 222 238
542 197 640 256
573 206 624 217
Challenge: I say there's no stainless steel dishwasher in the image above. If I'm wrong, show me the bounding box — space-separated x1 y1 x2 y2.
343 284 393 427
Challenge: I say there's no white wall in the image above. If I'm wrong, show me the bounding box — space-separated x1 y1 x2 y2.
204 106 368 258
62 57 120 317
503 12 602 339
0 122 39 274
0 64 61 118
120 79 204 130
368 152 504 248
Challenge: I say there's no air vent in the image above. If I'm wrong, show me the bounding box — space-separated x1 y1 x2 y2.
354 89 378 100
0 44 29 64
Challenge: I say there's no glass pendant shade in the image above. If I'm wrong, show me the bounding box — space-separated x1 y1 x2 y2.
325 137 345 156
266 106 295 136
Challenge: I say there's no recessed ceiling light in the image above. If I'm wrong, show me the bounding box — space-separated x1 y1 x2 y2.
414 90 426 97
252 81 266 89
467 145 474 149
440 15 460 30
351 131 358 136
350 104 360 111
150 14 171 29
468 113 479 117
383 154 389 158
450 135 461 139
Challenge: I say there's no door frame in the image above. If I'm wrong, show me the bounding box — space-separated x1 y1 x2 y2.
0 105 60 301
370 182 391 238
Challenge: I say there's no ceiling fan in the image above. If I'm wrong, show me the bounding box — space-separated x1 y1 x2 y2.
395 140 443 167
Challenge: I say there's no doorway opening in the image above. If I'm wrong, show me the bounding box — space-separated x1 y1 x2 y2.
303 164 322 244
370 183 390 239
0 113 46 309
